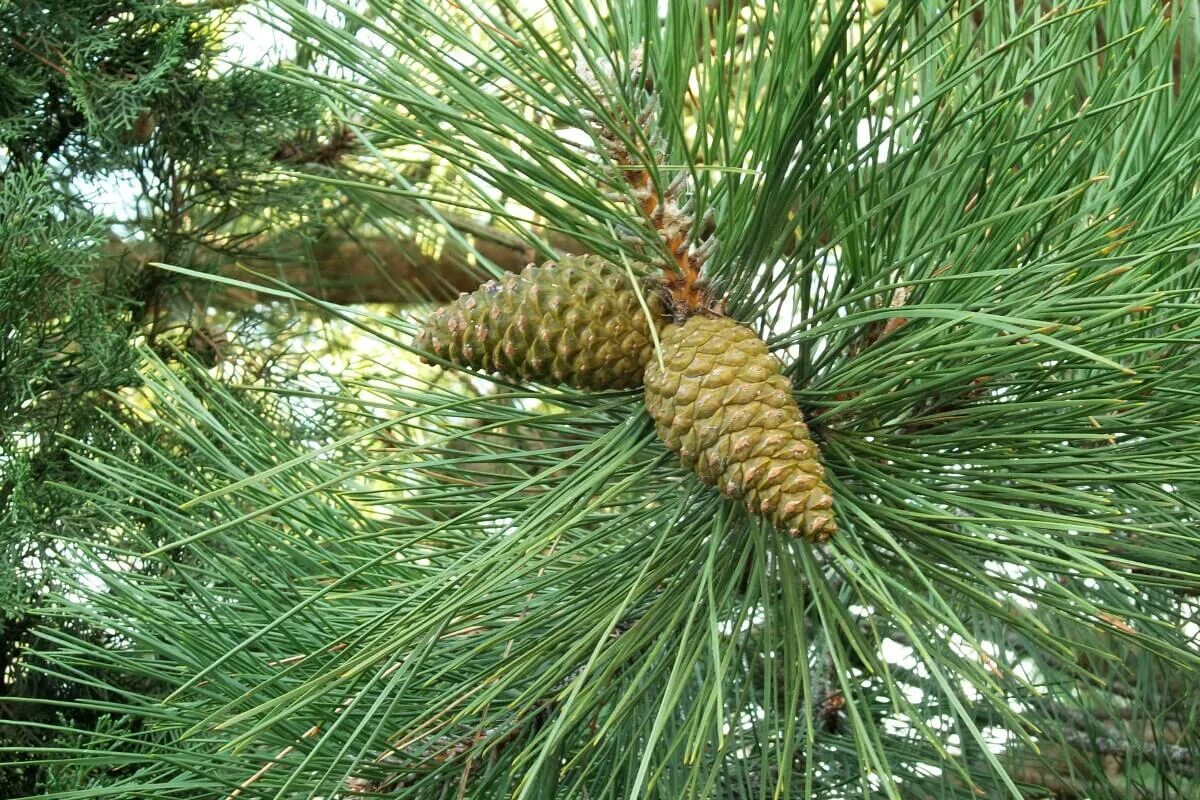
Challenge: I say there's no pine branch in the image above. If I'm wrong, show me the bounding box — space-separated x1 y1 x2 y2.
577 49 717 313
106 219 588 308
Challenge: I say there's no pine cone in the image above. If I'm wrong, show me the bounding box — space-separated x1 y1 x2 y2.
643 315 836 542
414 255 664 390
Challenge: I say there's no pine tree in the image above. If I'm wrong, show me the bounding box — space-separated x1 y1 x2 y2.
5 1 1200 799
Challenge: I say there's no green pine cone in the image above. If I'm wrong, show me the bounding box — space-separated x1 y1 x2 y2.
414 255 665 390
643 315 837 542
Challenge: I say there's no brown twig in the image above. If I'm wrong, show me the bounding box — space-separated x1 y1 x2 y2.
272 126 358 166
344 613 642 793
225 723 322 800
8 35 68 76
576 49 716 315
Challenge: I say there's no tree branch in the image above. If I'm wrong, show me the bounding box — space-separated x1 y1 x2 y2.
106 224 589 309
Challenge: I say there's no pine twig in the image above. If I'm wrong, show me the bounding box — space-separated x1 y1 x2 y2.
224 723 322 800
346 614 642 793
576 48 716 315
272 126 358 166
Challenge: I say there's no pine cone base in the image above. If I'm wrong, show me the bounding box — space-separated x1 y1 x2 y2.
644 315 836 542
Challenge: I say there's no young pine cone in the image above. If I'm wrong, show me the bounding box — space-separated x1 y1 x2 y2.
643 315 836 542
414 255 665 390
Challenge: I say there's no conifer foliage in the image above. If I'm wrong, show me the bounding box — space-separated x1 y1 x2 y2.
0 1 342 794
5 2 1200 799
